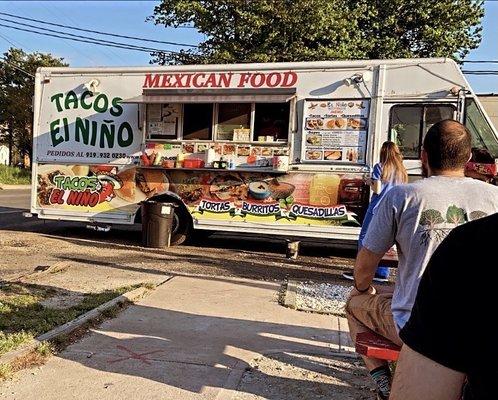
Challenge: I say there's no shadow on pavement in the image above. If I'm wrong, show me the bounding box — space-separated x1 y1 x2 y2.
55 304 370 399
1 263 369 399
54 245 353 282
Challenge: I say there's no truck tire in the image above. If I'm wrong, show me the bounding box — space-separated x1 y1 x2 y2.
170 202 192 246
136 196 192 246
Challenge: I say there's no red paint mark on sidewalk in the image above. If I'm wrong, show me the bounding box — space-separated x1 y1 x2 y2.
107 345 164 365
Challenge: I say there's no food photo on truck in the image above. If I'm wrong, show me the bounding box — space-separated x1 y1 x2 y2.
30 58 498 245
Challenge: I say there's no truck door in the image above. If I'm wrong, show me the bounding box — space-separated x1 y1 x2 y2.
464 98 498 159
387 103 456 177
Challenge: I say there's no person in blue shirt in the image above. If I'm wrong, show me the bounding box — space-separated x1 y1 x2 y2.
343 141 408 282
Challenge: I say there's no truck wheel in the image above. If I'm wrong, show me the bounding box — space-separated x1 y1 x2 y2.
170 204 192 246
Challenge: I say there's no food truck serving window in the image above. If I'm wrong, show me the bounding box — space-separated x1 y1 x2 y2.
216 103 251 141
254 103 290 142
183 103 213 140
146 101 291 143
389 104 455 159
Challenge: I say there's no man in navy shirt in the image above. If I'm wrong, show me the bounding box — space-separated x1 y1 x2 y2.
391 212 498 400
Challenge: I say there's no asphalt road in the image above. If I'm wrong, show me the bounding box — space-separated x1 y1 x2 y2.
0 188 32 228
0 188 84 234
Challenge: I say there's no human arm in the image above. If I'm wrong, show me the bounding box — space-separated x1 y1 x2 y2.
372 179 382 194
351 246 384 295
352 190 398 296
390 345 465 400
371 163 383 194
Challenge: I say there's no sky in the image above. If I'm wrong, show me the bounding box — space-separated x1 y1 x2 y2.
0 0 496 92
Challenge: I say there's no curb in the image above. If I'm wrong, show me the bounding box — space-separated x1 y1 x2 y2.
0 184 31 190
283 280 298 309
0 281 168 368
283 279 349 317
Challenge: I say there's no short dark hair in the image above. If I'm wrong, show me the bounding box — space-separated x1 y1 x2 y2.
423 119 472 171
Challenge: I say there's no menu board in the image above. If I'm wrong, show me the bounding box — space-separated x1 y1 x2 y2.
302 99 370 163
147 103 181 138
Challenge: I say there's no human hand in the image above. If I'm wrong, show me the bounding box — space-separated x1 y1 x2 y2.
348 285 376 300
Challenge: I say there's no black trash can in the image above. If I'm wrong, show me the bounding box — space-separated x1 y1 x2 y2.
141 201 176 248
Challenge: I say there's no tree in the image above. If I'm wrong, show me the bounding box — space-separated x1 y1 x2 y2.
148 0 368 64
148 0 484 65
352 0 484 60
0 48 67 166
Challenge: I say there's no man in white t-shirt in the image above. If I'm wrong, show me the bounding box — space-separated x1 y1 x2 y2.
345 120 498 400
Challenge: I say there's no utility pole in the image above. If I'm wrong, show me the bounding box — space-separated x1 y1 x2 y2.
8 117 13 166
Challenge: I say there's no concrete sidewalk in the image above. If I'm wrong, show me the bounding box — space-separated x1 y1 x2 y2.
0 185 31 190
0 275 371 400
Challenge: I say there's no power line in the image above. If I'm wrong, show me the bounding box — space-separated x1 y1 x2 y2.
463 71 498 75
0 11 198 48
0 18 180 54
0 33 16 48
462 60 498 63
0 30 34 52
38 2 104 66
0 22 181 55
0 57 35 78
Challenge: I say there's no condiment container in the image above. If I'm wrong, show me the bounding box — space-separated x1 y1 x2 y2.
140 153 151 166
175 152 185 168
272 155 289 172
162 159 175 168
183 158 205 169
153 153 163 166
206 148 216 165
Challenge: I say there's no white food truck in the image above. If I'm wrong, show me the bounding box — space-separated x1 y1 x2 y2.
30 58 498 245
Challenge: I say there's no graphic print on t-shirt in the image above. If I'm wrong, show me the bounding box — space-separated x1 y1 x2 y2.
419 205 488 246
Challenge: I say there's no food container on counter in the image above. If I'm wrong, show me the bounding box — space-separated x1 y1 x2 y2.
205 148 216 166
183 158 205 169
339 175 365 203
153 153 163 166
212 160 228 169
272 156 289 172
162 159 176 168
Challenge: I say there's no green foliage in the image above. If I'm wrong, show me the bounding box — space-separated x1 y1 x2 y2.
0 282 133 355
0 165 30 185
34 341 53 357
0 331 34 356
148 0 484 65
419 209 444 227
149 0 367 64
351 0 484 60
0 363 12 380
446 205 467 225
0 48 67 162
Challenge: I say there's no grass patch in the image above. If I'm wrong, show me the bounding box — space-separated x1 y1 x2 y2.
0 331 34 355
0 283 136 356
0 363 13 380
0 165 30 185
34 341 53 357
